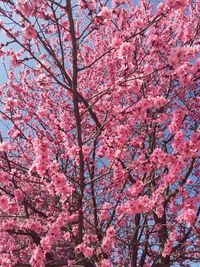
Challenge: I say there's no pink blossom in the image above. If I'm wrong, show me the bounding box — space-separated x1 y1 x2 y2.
40 237 52 252
118 42 131 59
75 243 94 258
0 1 199 266
0 196 9 211
99 202 110 221
100 259 111 267
30 247 45 267
84 246 94 257
23 24 37 40
10 54 20 67
32 138 51 177
178 208 196 227
169 109 186 133
17 1 33 18
0 172 10 183
101 227 115 254
98 6 111 19
64 232 70 241
14 189 24 202
166 0 187 9
162 239 173 257
111 36 122 48
128 180 144 197
0 142 11 152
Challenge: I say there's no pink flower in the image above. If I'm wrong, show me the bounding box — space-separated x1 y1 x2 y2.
14 189 24 202
169 109 186 133
168 47 187 67
17 1 33 18
162 239 173 257
32 138 51 177
0 49 4 57
98 6 111 19
84 246 93 257
64 232 70 241
99 202 110 221
30 247 45 267
101 227 115 254
79 0 87 10
128 180 144 197
111 36 122 48
72 226 78 235
75 243 94 258
0 172 10 183
100 259 111 267
0 142 11 152
10 54 20 67
0 196 9 211
180 208 196 226
166 0 186 9
40 237 51 252
23 24 37 40
118 42 131 59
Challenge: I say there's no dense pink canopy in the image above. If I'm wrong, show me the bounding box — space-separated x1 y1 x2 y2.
0 0 199 266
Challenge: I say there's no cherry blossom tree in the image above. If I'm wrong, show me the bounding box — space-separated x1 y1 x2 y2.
0 0 199 266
